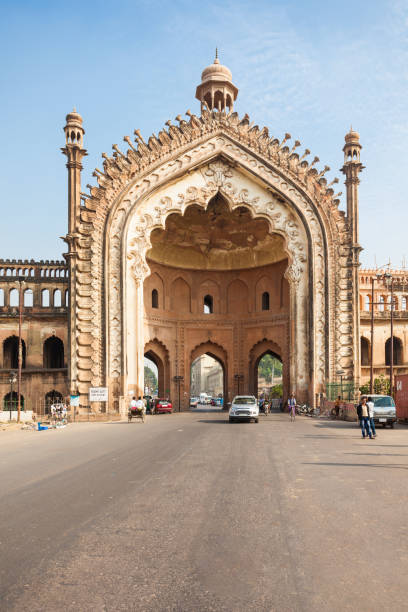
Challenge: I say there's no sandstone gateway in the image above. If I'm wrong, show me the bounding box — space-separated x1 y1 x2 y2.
1 56 406 413
64 54 360 411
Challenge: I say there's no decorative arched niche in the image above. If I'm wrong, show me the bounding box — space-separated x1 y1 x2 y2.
112 159 315 402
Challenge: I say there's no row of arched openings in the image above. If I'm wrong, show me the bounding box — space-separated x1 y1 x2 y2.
363 295 407 311
0 288 68 308
361 336 404 366
2 390 64 412
0 268 67 278
151 289 272 312
3 336 64 369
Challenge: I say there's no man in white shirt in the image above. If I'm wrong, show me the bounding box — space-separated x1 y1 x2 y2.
367 396 376 438
132 396 145 412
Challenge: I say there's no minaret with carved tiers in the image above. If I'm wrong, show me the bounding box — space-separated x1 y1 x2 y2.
341 128 364 385
61 109 87 396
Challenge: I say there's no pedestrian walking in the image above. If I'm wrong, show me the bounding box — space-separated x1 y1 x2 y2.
357 396 372 439
335 395 341 419
288 392 296 422
367 396 376 438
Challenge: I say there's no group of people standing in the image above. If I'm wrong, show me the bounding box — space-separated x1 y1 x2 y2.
357 396 376 439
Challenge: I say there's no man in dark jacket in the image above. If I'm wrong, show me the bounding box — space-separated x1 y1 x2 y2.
357 396 372 439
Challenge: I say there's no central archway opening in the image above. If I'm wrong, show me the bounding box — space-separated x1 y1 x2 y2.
142 188 291 409
190 353 225 409
256 351 283 406
144 356 159 396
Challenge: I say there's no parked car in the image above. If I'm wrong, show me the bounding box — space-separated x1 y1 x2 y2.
190 397 199 408
229 395 259 423
154 398 173 414
369 394 397 428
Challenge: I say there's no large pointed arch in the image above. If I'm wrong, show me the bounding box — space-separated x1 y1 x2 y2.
190 341 228 405
71 110 354 410
249 338 286 399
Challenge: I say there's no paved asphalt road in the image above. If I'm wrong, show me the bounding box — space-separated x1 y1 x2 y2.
1 411 408 612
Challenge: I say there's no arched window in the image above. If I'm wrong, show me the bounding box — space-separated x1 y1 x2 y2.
385 336 403 366
361 337 370 366
0 288 4 307
364 295 370 312
203 294 213 314
152 289 159 309
65 289 69 306
3 392 24 411
41 289 50 307
45 390 63 414
43 337 64 368
9 288 19 307
378 296 385 312
262 292 270 311
23 288 33 307
402 296 407 311
3 336 26 369
53 289 62 307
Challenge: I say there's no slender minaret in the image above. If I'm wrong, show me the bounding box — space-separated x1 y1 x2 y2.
61 109 87 396
341 128 364 384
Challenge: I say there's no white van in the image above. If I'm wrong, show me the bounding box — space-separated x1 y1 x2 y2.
368 395 397 428
229 395 259 423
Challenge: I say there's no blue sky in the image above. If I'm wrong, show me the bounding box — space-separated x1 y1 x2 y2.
0 0 407 268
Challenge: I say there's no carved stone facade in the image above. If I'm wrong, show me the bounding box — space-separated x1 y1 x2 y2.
359 270 408 386
0 259 68 413
60 56 361 410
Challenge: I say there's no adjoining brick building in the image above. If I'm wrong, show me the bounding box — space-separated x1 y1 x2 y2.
0 55 405 413
0 259 68 413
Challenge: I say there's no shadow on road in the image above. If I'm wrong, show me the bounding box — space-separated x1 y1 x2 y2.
312 421 357 429
344 452 408 457
197 419 229 424
303 461 408 470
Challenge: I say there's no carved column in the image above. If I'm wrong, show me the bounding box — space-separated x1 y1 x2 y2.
61 110 87 396
285 259 310 404
341 129 364 385
127 257 148 400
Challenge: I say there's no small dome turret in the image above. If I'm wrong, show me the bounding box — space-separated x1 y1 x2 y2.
343 126 362 163
63 107 85 147
345 127 360 145
195 50 238 112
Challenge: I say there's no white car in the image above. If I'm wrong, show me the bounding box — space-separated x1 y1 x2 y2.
229 395 259 423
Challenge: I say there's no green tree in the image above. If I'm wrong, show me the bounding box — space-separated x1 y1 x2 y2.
360 375 390 396
144 366 158 394
258 354 282 382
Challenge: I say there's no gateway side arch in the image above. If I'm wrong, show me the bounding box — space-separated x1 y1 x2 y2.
63 109 359 410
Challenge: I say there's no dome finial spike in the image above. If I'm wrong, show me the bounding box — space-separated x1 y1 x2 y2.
73 106 76 113
214 47 219 64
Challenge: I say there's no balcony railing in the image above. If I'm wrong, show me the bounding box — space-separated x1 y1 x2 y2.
360 310 408 319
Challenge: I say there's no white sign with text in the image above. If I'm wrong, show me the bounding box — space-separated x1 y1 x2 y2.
89 387 109 402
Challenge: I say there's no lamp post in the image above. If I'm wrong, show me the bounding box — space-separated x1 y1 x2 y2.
234 374 244 395
336 369 345 399
383 272 394 397
173 375 183 412
369 270 395 395
17 279 25 423
369 274 384 394
9 371 17 421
